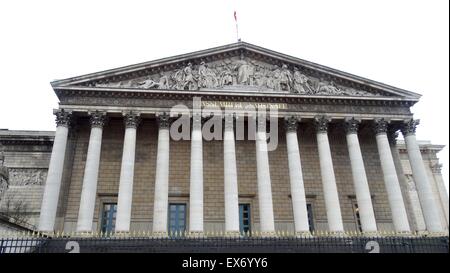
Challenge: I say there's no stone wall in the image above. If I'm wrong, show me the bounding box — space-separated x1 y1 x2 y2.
1 124 447 233
60 118 403 233
0 130 54 228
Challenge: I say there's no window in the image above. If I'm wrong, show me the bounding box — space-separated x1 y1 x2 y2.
352 203 363 232
239 203 251 235
100 203 117 234
168 203 186 236
306 203 315 232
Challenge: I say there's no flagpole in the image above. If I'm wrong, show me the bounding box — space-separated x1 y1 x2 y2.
234 11 240 42
235 21 240 42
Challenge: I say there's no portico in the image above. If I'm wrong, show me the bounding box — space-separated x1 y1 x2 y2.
37 42 448 235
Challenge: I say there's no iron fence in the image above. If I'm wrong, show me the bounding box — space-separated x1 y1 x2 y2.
0 235 448 253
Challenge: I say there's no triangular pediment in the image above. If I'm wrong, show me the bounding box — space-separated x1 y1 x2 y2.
51 42 421 100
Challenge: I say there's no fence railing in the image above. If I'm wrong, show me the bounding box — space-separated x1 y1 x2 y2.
1 234 448 253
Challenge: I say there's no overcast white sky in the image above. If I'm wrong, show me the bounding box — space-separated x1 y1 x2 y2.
0 0 448 193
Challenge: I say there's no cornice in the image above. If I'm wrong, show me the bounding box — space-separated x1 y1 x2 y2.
53 86 418 108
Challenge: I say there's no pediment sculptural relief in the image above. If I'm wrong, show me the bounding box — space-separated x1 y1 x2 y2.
96 54 378 97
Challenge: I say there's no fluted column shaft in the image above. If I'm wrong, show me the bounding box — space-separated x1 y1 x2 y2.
76 111 106 232
115 113 140 232
189 113 204 232
285 117 310 234
315 116 344 232
152 113 171 233
374 119 410 232
223 114 240 233
38 110 72 232
255 116 275 233
431 164 449 227
402 119 443 232
345 118 377 233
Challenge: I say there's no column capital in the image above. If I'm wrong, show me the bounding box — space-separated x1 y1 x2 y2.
55 109 72 128
156 112 171 129
430 163 442 174
344 117 360 134
387 126 399 145
401 119 420 137
373 118 389 135
88 111 107 129
284 116 299 132
123 112 141 129
314 116 331 133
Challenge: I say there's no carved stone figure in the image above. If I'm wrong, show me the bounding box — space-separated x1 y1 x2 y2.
279 64 292 92
198 61 219 88
157 72 170 89
197 61 208 88
233 54 254 85
220 68 233 86
0 152 9 201
182 63 197 90
317 81 344 95
292 67 313 94
272 67 282 91
171 69 185 90
137 77 159 89
8 168 48 186
254 66 266 87
92 55 381 97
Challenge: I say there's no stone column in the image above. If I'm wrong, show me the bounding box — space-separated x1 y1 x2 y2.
255 115 275 234
189 112 204 233
76 111 107 232
401 119 443 232
314 116 344 233
223 114 240 234
374 119 410 232
284 117 310 234
344 118 377 233
38 109 72 232
405 174 427 232
430 164 449 227
115 112 140 233
152 113 171 234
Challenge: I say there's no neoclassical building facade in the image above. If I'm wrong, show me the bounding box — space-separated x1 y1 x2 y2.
2 42 447 236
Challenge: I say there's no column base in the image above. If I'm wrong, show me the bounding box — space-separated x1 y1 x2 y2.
294 231 312 238
37 231 55 238
256 231 278 238
152 231 169 238
422 231 449 237
326 231 346 237
361 231 380 237
74 231 96 238
113 231 131 238
393 231 413 237
223 231 242 238
186 231 205 238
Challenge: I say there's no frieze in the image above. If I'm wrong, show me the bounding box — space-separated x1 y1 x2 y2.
59 95 413 116
93 55 382 97
8 168 47 186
